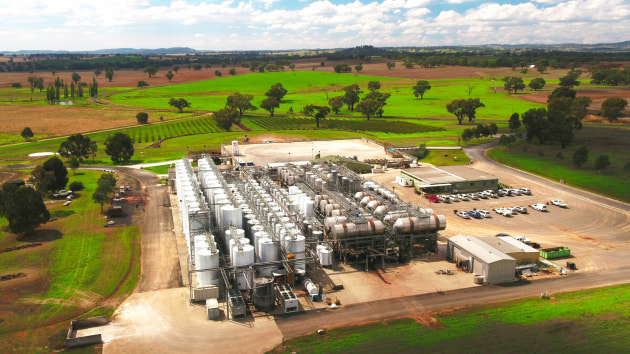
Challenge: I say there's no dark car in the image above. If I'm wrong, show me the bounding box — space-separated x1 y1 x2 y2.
467 210 482 219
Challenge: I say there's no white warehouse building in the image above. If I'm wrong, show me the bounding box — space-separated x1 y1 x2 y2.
447 235 516 284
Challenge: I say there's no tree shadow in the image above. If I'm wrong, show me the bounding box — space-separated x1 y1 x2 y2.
71 172 85 176
50 209 76 219
17 229 63 243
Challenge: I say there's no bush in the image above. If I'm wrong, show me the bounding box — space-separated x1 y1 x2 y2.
11 82 21 88
555 151 564 160
69 181 84 191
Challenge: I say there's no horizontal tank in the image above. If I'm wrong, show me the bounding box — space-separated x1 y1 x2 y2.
393 215 447 234
331 220 385 239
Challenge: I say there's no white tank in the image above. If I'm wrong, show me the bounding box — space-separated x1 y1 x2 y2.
224 228 245 251
232 244 254 290
303 200 315 217
383 212 408 224
196 248 220 287
330 209 341 217
258 237 279 277
360 196 374 206
331 220 385 239
354 191 366 200
374 205 388 217
285 235 306 271
220 205 243 229
303 278 318 296
324 216 348 231
393 215 447 234
367 200 380 211
232 140 239 155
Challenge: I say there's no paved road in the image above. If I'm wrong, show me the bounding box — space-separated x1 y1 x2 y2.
276 267 630 338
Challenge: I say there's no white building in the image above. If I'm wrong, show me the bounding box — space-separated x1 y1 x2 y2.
447 235 516 284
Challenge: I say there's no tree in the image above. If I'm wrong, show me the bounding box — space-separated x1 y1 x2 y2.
386 62 396 70
327 96 344 114
214 70 222 77
260 97 280 116
28 76 38 92
342 84 362 111
354 64 363 72
144 66 158 78
165 71 174 82
302 104 330 128
446 100 466 125
68 155 80 175
58 134 97 162
364 91 390 118
572 145 589 168
265 83 288 102
226 92 257 116
548 86 576 101
509 113 521 132
594 154 610 172
31 156 68 193
172 64 180 73
21 127 34 140
559 69 581 88
105 133 134 163
94 69 101 78
355 98 379 120
367 81 381 92
600 97 628 123
92 185 110 213
528 77 546 91
136 112 149 124
105 68 114 82
503 76 525 94
168 98 191 113
213 107 239 131
0 184 50 234
288 64 295 71
522 108 550 143
137 80 149 88
462 98 485 123
192 63 202 71
412 80 431 99
71 72 81 84
229 68 236 75
334 63 352 73
11 83 21 88
97 172 117 192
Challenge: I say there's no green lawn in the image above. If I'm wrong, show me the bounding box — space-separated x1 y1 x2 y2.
487 126 630 203
272 283 630 353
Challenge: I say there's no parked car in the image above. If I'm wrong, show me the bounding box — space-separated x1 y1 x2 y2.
458 194 469 201
467 210 482 219
512 206 528 214
468 193 479 200
519 188 532 195
514 235 532 243
550 199 568 208
478 210 491 218
449 195 460 202
497 189 509 197
477 192 489 199
509 189 522 196
456 211 470 219
428 196 440 203
530 203 548 212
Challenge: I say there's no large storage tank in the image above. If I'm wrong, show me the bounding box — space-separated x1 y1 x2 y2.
253 277 275 312
224 228 245 251
317 245 332 266
285 235 306 271
232 244 254 290
258 237 279 276
393 215 447 234
324 216 348 232
331 220 385 239
197 248 220 287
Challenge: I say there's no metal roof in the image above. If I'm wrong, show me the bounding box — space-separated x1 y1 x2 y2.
495 236 540 253
449 235 515 264
402 165 497 185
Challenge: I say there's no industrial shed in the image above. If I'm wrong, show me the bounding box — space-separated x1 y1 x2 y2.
447 235 516 284
400 165 498 194
482 236 540 265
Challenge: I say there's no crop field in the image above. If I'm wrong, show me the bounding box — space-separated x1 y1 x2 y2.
0 170 141 351
117 115 225 144
272 283 630 353
243 116 444 134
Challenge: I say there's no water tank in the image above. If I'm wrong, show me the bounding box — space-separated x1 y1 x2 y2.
232 244 254 290
317 245 332 266
253 277 275 312
303 278 318 297
285 235 306 271
197 248 220 287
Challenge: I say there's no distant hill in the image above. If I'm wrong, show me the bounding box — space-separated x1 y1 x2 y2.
2 41 629 56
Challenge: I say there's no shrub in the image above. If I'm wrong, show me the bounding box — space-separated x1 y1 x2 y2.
69 181 84 191
555 151 564 160
11 82 21 88
136 112 149 124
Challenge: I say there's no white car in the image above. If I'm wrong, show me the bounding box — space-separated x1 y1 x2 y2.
530 203 548 212
478 210 491 218
512 206 528 214
550 200 568 208
458 194 469 201
519 188 532 195
510 189 522 196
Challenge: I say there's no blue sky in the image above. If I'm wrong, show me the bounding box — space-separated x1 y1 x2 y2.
0 0 628 51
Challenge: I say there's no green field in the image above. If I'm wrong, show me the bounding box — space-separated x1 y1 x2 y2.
488 126 630 203
272 283 630 353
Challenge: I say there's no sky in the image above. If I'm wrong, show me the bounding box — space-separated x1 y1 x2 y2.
0 0 628 51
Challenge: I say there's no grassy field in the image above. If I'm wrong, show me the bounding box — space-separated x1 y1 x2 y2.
272 283 630 353
0 170 141 351
487 126 630 203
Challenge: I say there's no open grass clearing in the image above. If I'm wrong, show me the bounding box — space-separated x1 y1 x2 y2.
271 283 630 353
488 126 630 203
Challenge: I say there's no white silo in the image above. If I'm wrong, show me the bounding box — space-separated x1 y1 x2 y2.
232 244 254 290
258 237 279 277
285 235 306 271
224 228 245 252
197 247 220 287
